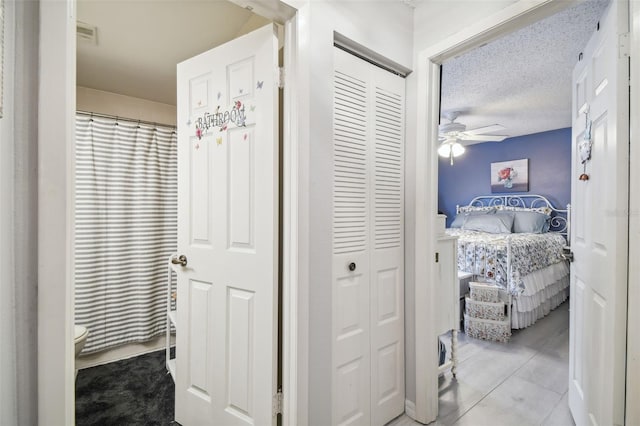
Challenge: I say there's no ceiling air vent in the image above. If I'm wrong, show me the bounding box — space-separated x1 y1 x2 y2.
77 21 98 44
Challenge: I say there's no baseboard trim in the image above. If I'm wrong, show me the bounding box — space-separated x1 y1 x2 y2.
405 399 417 420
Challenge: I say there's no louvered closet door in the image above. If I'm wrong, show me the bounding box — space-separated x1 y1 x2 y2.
332 47 405 426
369 64 405 426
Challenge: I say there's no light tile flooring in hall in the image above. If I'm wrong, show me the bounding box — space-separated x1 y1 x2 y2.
389 301 573 426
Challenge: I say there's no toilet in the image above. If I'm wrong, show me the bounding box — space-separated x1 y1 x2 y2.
74 325 88 357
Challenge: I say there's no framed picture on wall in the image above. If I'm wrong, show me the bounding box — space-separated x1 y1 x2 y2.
490 158 529 193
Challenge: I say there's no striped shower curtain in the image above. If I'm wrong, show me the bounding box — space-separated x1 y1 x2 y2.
74 113 177 353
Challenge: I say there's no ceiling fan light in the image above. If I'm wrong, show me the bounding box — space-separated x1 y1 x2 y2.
437 143 451 157
451 142 465 157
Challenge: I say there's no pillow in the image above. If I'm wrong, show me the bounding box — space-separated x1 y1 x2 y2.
458 205 497 214
497 205 553 216
512 210 551 233
450 208 496 228
462 211 515 234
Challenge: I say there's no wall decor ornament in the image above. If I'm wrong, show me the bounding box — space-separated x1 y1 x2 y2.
578 107 593 181
490 158 529 193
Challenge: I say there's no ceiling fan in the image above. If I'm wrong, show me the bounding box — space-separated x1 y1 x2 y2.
438 111 510 165
439 111 509 144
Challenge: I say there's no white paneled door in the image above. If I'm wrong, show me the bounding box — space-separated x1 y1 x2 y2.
332 47 405 426
174 24 279 426
569 1 629 425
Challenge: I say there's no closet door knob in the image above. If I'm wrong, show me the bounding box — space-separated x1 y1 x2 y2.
348 262 356 272
171 255 188 267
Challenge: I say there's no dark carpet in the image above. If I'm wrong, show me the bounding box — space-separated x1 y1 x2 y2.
75 349 176 426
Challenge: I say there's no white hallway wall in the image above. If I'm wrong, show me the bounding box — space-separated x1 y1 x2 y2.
1 0 40 425
412 0 517 53
0 0 17 421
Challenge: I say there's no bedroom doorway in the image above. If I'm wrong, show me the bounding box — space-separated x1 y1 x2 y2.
413 0 633 424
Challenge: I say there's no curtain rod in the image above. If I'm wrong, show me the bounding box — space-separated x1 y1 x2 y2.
76 110 177 130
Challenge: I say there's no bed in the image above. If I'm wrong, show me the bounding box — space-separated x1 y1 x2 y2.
445 194 570 329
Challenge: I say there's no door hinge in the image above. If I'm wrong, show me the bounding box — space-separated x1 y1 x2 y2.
277 67 285 89
619 32 630 58
272 390 283 416
435 252 439 263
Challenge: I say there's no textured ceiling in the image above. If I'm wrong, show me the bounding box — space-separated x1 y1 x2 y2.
440 0 610 140
77 1 270 105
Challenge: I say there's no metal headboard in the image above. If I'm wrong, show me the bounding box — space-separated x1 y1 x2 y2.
456 194 571 242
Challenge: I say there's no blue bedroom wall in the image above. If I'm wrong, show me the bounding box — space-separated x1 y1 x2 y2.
438 127 572 227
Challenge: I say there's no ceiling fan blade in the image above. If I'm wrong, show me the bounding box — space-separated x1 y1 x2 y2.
464 124 506 135
459 134 508 142
458 136 507 145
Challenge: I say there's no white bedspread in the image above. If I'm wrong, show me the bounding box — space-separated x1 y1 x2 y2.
446 229 570 328
445 228 567 296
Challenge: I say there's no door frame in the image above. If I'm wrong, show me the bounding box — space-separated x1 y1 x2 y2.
411 0 639 423
37 1 304 424
626 1 640 424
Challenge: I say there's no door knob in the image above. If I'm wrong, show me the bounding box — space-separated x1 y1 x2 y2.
171 255 188 267
348 262 356 272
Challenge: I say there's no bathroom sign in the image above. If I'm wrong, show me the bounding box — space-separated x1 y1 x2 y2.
194 100 253 140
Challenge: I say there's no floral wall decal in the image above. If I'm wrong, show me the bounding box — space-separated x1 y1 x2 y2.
490 158 529 193
194 100 248 139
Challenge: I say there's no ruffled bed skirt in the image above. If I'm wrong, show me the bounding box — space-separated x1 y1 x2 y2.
511 261 570 329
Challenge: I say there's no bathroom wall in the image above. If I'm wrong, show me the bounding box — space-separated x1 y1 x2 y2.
438 128 572 226
77 87 177 125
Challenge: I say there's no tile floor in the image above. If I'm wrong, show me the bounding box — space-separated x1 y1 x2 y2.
390 301 573 426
